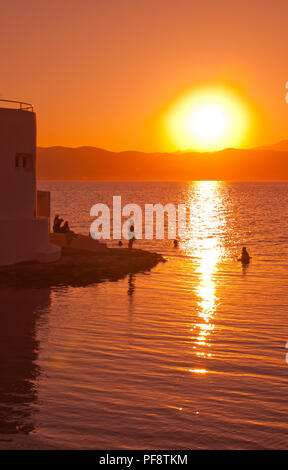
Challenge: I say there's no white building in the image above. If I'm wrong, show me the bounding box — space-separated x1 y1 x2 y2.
0 100 61 266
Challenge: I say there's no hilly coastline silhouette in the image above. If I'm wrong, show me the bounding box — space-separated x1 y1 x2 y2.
37 142 288 181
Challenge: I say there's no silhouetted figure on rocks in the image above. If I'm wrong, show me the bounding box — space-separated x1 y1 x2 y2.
53 215 63 233
62 221 75 244
128 222 136 250
61 221 70 233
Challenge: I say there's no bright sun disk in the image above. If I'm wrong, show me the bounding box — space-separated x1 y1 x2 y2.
165 86 252 151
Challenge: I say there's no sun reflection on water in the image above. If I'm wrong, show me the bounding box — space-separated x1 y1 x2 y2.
181 181 226 369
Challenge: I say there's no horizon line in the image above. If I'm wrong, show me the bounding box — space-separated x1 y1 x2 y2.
37 139 288 154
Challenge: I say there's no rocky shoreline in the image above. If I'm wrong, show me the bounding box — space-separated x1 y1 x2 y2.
0 247 166 288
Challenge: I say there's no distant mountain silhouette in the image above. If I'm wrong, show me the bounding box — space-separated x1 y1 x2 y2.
259 140 288 152
37 143 288 181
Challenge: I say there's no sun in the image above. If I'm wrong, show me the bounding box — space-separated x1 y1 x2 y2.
189 104 228 140
164 86 252 151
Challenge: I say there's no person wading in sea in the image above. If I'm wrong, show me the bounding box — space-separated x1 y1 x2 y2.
238 246 251 264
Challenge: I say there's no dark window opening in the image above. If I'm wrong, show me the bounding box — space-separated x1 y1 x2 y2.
15 153 33 170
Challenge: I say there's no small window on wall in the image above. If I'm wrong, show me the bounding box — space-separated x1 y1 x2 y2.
15 153 33 170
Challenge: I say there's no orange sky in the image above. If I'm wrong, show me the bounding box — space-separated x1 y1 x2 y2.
1 0 288 151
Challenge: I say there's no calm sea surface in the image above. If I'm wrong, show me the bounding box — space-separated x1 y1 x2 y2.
1 181 288 449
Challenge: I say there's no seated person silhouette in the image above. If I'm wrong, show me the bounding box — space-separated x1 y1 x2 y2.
53 214 63 233
61 221 71 233
60 220 75 244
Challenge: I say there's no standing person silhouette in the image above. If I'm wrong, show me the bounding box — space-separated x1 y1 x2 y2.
239 247 251 264
128 220 136 250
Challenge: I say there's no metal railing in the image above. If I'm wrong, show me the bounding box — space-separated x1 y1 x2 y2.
0 99 33 111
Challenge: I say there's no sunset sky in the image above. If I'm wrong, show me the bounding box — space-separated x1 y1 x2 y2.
1 0 288 151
